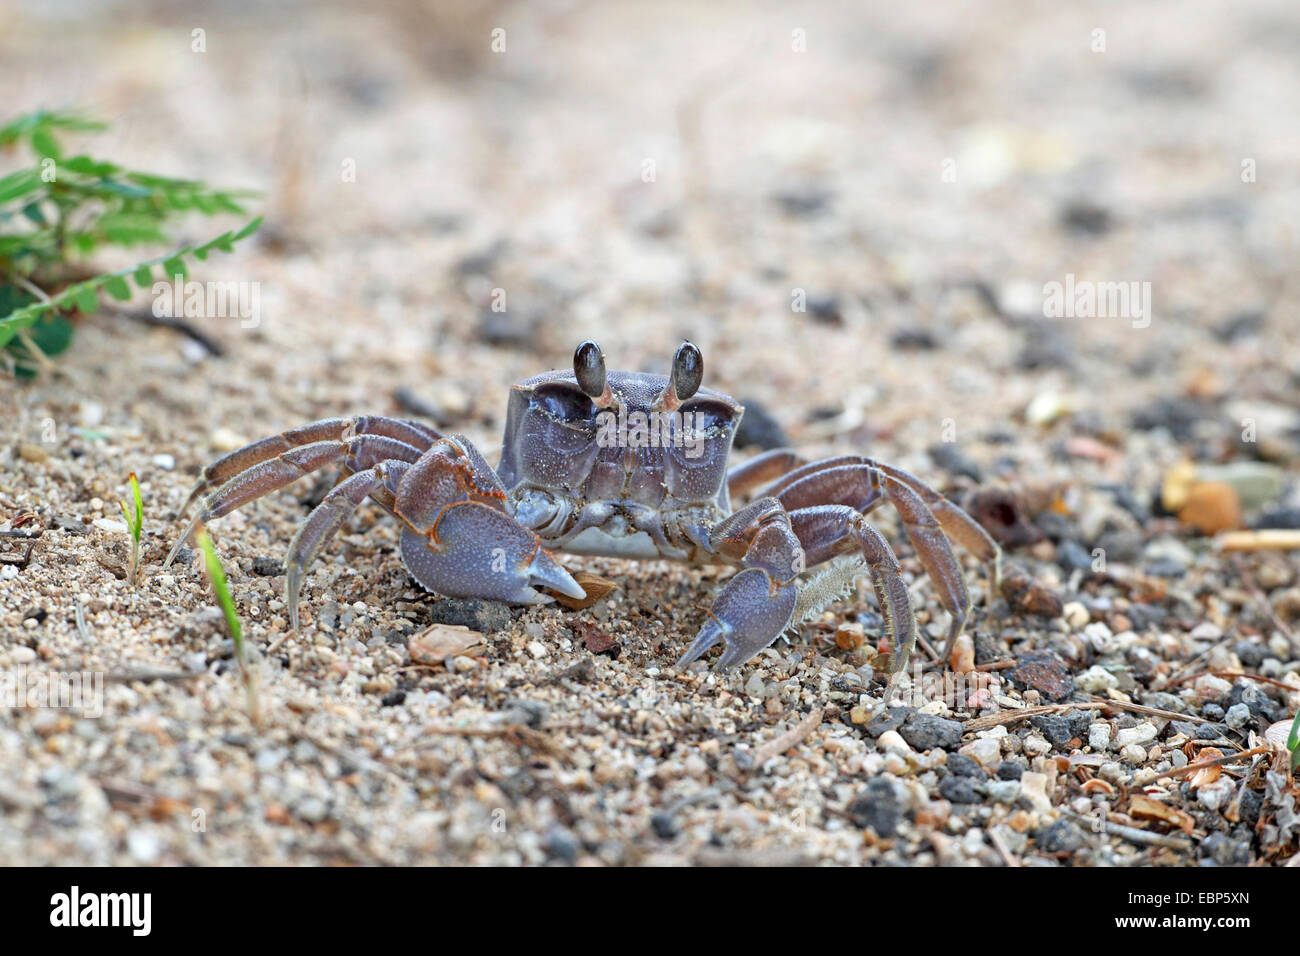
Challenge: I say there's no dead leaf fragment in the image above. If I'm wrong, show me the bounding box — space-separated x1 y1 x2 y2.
1129 794 1195 833
1187 747 1224 789
409 624 485 664
553 570 619 609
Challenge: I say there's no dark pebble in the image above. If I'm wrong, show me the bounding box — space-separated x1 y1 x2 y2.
1007 650 1076 701
974 631 1010 666
890 327 939 350
1056 539 1094 573
1234 640 1266 669
380 691 406 707
944 753 983 778
477 308 535 348
847 778 901 837
1199 831 1251 866
734 398 789 451
1030 711 1092 748
1036 819 1086 854
1093 529 1142 562
1228 682 1280 722
771 187 833 217
863 705 912 738
1126 603 1169 629
252 556 284 577
1032 511 1077 543
938 775 981 803
1146 559 1189 578
543 825 579 864
927 443 983 482
1098 484 1151 523
427 597 515 633
1238 787 1263 825
899 712 963 751
805 294 843 325
501 698 549 729
1129 397 1216 443
1214 310 1266 343
1201 703 1226 721
1255 506 1300 530
650 811 679 840
996 759 1026 781
1060 201 1112 236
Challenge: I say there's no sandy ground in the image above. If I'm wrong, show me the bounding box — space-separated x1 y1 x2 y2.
2 0 1299 865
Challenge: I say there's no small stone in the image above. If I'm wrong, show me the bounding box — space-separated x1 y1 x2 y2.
126 829 162 864
1114 723 1157 748
1077 665 1119 693
211 427 248 452
849 706 870 725
1120 744 1147 764
863 705 911 737
543 826 579 863
847 778 901 836
938 775 980 803
1036 819 1085 854
1062 601 1090 629
152 453 176 471
997 759 1026 780
1019 771 1052 813
835 622 864 650
899 712 962 751
11 646 36 664
252 556 284 576
1224 703 1252 730
526 641 548 660
877 730 913 753
19 443 49 463
1178 482 1242 535
744 673 766 699
1089 723 1112 751
650 811 679 840
428 597 514 633
1007 650 1075 701
1022 733 1053 756
733 398 788 450
986 780 1021 804
944 753 983 778
960 738 1001 768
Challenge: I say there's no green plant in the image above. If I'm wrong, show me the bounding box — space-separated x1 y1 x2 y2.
0 109 262 376
1289 709 1299 773
197 528 261 726
118 472 143 584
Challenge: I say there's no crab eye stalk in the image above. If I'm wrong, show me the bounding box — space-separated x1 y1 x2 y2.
669 341 703 402
573 340 607 399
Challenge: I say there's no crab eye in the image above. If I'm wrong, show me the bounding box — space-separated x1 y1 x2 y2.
670 341 703 401
679 398 732 437
573 341 606 399
534 384 595 425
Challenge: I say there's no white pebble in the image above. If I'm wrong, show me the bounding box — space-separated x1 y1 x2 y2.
1088 722 1112 751
1077 665 1118 693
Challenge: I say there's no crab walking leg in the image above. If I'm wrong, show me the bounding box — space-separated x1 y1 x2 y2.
678 497 804 670
759 453 1001 590
774 464 972 661
165 434 425 566
180 415 440 515
725 449 807 500
788 505 917 696
868 460 1001 591
285 462 409 630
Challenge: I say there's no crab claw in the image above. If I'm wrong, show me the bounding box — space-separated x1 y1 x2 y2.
677 567 798 670
400 501 584 605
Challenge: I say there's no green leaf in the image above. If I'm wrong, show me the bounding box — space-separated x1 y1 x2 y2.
134 265 153 288
103 275 132 301
72 285 100 315
233 216 263 241
21 201 46 225
162 257 187 279
0 169 42 204
30 127 61 160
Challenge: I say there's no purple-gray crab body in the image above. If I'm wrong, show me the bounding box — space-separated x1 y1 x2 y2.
167 342 1002 681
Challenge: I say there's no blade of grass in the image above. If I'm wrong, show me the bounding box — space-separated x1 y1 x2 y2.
196 528 260 726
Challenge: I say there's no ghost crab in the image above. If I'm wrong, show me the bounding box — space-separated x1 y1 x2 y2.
166 341 1001 688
